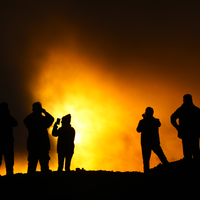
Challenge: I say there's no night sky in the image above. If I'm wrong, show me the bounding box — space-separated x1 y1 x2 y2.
0 1 200 174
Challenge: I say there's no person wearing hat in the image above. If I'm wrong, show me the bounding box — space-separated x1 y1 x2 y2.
137 107 168 173
24 102 54 174
0 102 18 175
52 114 75 172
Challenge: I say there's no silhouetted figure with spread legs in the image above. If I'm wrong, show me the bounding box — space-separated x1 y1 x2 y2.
52 114 75 172
24 102 54 174
137 107 168 173
171 94 200 162
0 102 18 175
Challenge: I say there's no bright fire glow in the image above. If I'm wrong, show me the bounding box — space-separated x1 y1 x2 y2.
0 49 184 175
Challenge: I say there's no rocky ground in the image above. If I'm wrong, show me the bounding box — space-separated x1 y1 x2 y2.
0 159 199 199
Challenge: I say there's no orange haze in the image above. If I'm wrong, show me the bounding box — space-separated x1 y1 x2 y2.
1 1 200 177
0 48 195 175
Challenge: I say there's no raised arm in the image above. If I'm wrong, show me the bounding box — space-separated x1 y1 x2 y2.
42 109 54 128
52 121 59 137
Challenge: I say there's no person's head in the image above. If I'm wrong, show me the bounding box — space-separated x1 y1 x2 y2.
62 114 71 125
32 102 42 113
183 94 193 104
145 107 154 117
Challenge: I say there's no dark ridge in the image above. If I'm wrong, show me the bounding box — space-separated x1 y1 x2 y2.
0 159 199 199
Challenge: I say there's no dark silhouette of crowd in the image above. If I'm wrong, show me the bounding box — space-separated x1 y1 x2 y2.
0 94 200 175
137 94 200 173
0 101 75 175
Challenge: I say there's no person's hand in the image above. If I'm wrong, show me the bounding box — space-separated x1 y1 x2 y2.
55 118 60 125
41 108 46 114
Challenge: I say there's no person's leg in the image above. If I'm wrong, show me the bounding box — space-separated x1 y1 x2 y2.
39 151 50 173
58 153 64 172
65 154 73 172
152 145 169 165
0 151 3 167
4 149 14 175
182 138 193 161
191 137 200 167
142 144 151 173
27 151 38 174
191 137 199 159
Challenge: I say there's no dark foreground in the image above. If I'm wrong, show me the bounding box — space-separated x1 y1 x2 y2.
0 159 199 199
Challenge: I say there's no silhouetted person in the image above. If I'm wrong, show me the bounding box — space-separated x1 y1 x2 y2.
24 102 54 174
52 114 75 172
171 94 200 161
137 107 168 173
0 102 18 175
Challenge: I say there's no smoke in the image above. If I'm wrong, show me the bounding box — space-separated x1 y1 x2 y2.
0 1 200 174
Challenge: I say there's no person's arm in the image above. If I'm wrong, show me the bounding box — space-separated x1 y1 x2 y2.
52 120 60 137
72 128 75 142
42 109 54 128
136 120 143 133
10 116 18 127
157 119 161 128
23 115 31 129
170 110 180 131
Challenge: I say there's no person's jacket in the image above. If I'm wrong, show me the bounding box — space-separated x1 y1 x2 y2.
137 116 161 146
24 112 54 152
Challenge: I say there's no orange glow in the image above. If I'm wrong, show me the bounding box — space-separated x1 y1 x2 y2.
27 49 183 172
0 49 185 175
28 50 142 172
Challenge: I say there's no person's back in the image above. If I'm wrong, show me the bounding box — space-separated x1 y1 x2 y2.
171 94 200 139
23 102 54 173
56 125 75 154
137 110 161 146
24 103 54 152
24 112 52 152
171 94 200 160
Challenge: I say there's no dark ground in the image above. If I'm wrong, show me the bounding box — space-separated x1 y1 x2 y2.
0 159 199 199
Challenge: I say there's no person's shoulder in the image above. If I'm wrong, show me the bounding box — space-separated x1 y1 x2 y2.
154 117 160 121
24 113 33 120
68 126 75 135
175 106 182 112
171 106 182 115
194 105 200 110
193 105 200 114
153 117 160 122
70 126 75 132
138 119 145 124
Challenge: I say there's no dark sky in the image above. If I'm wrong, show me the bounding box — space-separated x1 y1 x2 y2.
0 1 200 173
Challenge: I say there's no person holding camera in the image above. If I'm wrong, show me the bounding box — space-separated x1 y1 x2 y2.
52 114 75 172
137 107 168 173
24 102 54 174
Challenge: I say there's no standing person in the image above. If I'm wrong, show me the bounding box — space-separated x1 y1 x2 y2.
137 107 168 173
0 102 18 175
171 94 200 161
24 102 54 174
52 114 75 172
